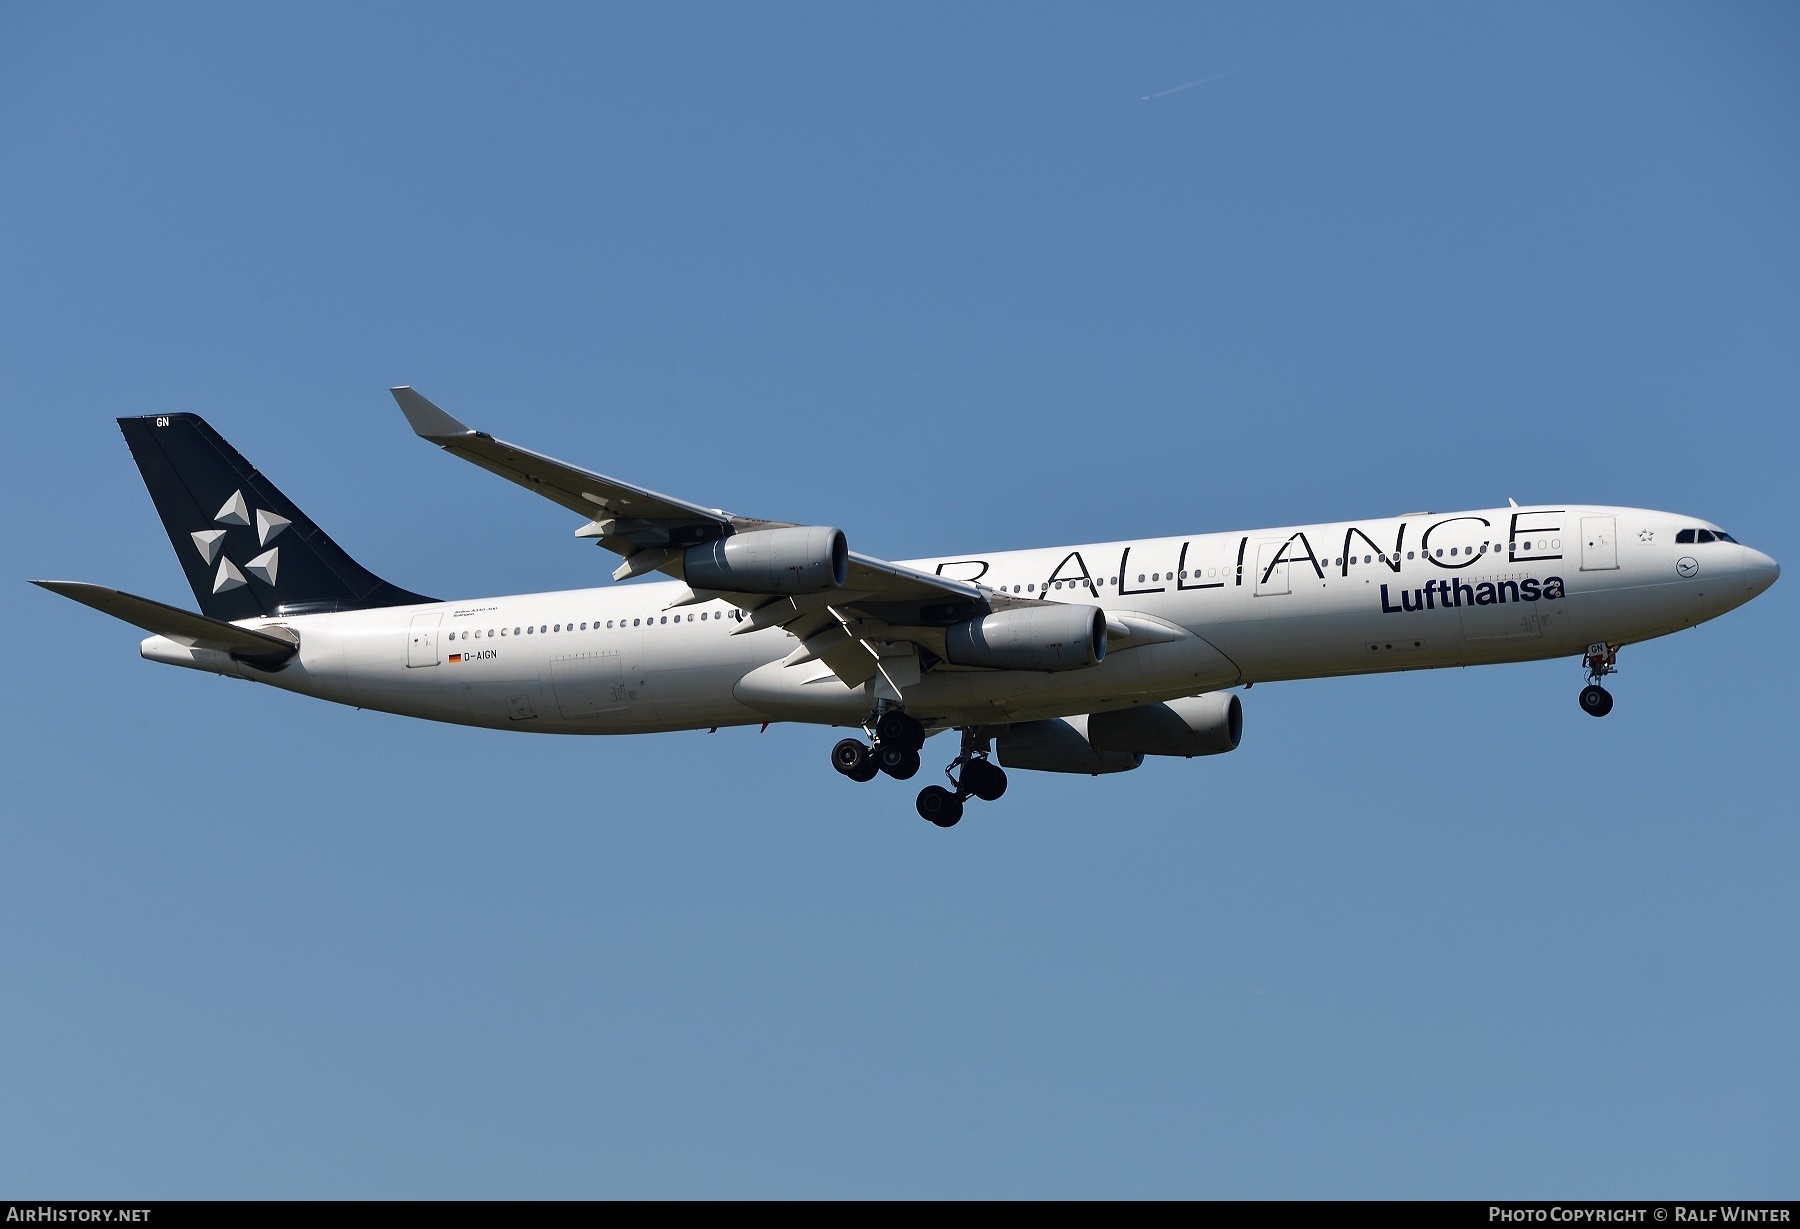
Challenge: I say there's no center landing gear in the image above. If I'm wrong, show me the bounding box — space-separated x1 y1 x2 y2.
830 707 926 785
831 737 879 782
914 729 1009 828
1579 642 1617 717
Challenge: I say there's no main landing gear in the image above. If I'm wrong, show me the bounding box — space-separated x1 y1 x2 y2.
828 713 1009 829
915 728 1009 828
1579 642 1618 718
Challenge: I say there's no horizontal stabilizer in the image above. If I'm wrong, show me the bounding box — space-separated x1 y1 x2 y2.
32 580 299 664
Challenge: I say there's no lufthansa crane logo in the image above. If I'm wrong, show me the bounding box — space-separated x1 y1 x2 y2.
1675 556 1699 579
190 490 290 593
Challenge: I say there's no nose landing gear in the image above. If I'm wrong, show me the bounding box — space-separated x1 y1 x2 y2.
1579 642 1617 717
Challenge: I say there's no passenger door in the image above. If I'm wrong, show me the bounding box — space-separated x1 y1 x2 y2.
1254 541 1290 596
405 612 442 667
1580 516 1618 571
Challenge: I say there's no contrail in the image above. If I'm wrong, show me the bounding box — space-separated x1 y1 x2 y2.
1140 64 1251 101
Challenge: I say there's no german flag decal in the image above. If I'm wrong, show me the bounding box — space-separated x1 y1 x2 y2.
448 653 462 663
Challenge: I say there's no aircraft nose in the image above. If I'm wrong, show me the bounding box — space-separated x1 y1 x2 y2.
1743 547 1780 596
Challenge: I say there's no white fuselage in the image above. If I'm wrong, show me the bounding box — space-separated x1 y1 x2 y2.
141 505 1777 735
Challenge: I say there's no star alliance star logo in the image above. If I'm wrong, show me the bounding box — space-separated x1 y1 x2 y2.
1638 529 1655 542
190 490 290 593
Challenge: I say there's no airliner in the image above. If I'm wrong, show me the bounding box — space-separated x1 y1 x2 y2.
34 389 1779 827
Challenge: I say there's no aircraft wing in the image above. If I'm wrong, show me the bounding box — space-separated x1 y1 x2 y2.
392 388 1018 686
391 386 784 543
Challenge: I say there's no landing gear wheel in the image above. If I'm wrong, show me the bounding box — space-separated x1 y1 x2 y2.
875 710 926 752
961 759 1008 802
878 746 921 780
1579 684 1614 718
831 738 879 782
916 785 964 827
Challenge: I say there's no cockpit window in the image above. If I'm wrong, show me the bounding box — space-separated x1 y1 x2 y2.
1676 529 1696 543
1715 531 1738 544
1696 529 1716 543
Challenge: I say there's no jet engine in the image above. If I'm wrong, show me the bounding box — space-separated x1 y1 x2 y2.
1087 693 1243 758
684 526 848 595
943 605 1106 672
996 719 1143 775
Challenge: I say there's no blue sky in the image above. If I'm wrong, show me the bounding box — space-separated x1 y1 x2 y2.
2 2 1795 1197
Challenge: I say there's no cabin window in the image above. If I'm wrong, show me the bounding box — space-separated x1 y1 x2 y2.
1137 575 1145 583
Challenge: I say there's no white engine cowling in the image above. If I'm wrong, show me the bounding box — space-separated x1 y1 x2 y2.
684 526 848 595
1087 693 1243 757
996 719 1143 775
943 605 1106 672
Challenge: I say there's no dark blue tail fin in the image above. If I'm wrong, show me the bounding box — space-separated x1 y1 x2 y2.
119 413 434 620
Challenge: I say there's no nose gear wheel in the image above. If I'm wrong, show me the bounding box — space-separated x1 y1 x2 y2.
1579 642 1618 718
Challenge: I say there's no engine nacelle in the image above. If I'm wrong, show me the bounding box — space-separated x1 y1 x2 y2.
996 719 1143 775
943 604 1106 672
1087 693 1243 758
684 526 848 595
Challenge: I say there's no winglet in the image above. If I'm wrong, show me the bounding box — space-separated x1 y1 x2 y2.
391 386 473 442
